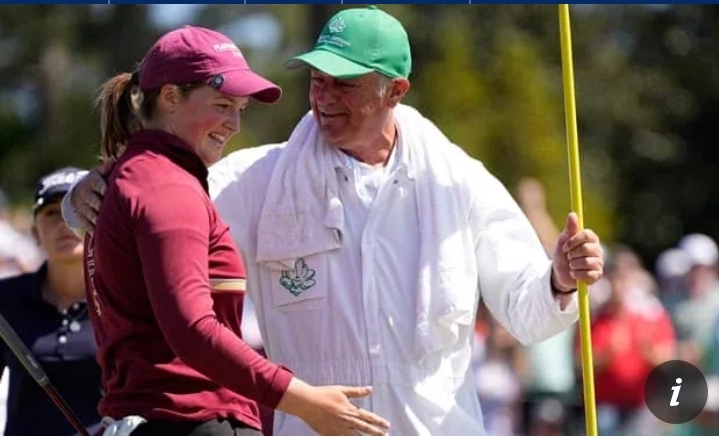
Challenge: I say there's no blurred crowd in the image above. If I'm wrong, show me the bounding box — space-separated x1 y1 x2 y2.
471 177 719 436
0 191 43 280
0 177 718 436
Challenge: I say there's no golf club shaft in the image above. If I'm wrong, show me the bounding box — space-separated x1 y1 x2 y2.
0 310 89 435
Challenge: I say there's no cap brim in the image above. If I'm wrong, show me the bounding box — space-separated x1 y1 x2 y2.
33 190 67 213
285 49 374 80
217 69 282 104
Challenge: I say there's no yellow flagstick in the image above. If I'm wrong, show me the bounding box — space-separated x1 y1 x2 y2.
558 4 598 436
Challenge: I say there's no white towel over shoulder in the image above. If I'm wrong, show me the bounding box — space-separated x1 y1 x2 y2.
255 112 344 267
394 104 478 361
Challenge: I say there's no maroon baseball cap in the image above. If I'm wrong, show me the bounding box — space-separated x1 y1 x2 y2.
138 25 281 104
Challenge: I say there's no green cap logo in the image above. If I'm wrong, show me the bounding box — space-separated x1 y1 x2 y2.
286 6 412 80
327 16 346 34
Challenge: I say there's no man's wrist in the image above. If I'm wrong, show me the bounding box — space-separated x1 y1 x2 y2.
551 269 577 294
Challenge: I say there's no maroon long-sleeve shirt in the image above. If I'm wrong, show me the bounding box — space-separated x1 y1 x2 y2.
84 129 292 429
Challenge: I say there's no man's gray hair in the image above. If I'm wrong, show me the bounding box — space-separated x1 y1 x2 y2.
376 74 393 98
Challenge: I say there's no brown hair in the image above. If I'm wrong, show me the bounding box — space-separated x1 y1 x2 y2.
96 72 203 160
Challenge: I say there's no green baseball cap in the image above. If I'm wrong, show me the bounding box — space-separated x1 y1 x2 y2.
286 6 412 80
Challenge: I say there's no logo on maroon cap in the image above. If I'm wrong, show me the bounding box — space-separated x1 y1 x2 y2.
212 42 244 59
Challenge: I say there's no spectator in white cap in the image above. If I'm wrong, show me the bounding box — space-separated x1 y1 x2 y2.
655 247 692 312
680 233 719 292
671 233 719 367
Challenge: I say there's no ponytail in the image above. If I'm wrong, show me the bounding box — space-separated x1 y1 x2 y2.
96 72 142 160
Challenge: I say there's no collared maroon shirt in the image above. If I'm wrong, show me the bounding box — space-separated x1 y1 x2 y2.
84 129 292 428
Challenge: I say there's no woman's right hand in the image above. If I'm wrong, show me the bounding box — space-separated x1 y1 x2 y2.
277 377 390 436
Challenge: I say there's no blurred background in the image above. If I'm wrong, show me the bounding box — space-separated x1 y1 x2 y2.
1 4 719 436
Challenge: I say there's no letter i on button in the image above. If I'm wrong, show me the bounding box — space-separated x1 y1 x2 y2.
670 378 682 406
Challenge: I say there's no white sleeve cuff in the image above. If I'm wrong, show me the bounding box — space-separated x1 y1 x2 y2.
60 176 86 237
542 267 579 315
